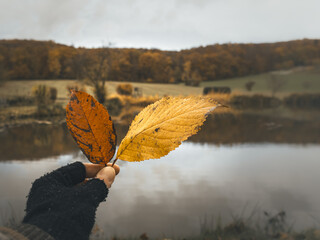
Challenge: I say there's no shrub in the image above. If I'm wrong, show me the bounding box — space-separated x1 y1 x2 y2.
284 93 320 109
66 83 86 94
116 83 133 96
49 87 57 102
203 87 231 95
230 94 281 109
105 96 124 116
245 81 255 91
35 104 65 117
94 83 107 104
32 85 49 105
32 85 58 106
1 96 35 107
132 87 143 98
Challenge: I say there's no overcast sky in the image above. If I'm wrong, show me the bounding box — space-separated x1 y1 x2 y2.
0 0 319 50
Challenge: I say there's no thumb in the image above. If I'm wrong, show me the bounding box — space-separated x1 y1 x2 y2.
96 166 116 188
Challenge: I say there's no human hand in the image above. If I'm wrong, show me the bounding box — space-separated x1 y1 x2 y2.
23 162 120 240
83 162 120 188
96 164 120 188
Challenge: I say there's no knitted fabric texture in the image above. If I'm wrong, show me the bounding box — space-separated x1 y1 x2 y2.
22 162 109 240
0 223 55 240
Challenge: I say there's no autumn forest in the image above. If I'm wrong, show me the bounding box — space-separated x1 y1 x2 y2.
0 39 320 85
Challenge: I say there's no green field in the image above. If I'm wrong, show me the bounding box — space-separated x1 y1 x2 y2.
0 80 203 105
0 67 319 104
0 67 319 127
201 67 320 96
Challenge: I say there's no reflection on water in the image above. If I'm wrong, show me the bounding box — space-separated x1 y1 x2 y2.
1 111 319 161
0 124 78 161
0 144 320 237
0 111 320 237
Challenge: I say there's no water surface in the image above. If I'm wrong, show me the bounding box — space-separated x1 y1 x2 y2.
1 142 320 237
1 111 319 237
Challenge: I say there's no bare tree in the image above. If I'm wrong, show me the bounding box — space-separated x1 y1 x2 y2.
0 54 8 85
182 61 202 86
267 74 286 97
78 49 109 103
245 81 255 91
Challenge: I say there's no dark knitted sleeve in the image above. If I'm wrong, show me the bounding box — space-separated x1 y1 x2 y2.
23 162 109 240
78 178 109 204
40 161 86 187
25 162 86 208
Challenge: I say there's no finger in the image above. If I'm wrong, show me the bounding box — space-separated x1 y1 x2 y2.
106 163 120 175
83 163 104 178
96 167 116 188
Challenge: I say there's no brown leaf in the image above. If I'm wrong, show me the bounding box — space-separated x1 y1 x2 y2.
66 90 116 164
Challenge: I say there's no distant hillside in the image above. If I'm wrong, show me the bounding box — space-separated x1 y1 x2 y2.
0 39 319 84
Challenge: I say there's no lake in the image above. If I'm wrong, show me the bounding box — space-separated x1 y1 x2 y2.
0 110 319 238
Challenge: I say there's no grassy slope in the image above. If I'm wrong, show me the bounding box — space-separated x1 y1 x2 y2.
0 67 319 104
0 79 77 99
0 80 203 103
201 67 320 96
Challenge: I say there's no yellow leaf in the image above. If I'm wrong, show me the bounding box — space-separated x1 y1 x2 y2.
116 96 220 162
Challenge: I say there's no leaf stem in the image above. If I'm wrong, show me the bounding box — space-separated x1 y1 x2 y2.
112 158 118 167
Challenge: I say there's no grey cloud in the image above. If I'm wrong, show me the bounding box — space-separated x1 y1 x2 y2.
0 0 319 50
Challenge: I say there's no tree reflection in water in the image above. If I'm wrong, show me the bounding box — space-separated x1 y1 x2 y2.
0 109 320 237
0 110 319 161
